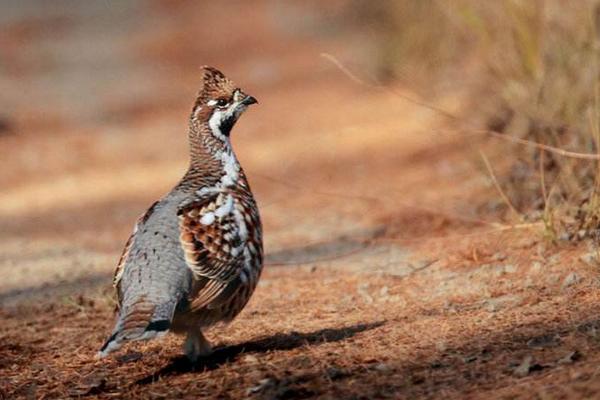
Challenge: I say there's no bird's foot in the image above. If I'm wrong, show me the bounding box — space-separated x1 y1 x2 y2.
183 330 212 363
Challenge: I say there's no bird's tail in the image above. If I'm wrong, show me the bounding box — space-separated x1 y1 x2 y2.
97 297 174 358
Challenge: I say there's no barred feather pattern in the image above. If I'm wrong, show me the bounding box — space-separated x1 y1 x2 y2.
175 183 263 330
99 66 262 359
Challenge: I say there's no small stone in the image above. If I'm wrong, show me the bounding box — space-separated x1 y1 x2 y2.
503 264 517 273
491 264 513 277
524 277 535 288
357 283 373 304
484 294 521 312
374 363 392 373
513 356 533 377
435 341 447 352
558 232 571 241
486 300 500 313
116 351 143 364
548 254 561 264
70 373 107 396
247 378 275 395
463 354 478 363
562 272 581 289
25 383 37 399
388 295 403 304
242 355 258 363
582 323 598 338
570 370 585 380
492 252 507 261
527 334 560 348
580 252 599 267
530 261 543 274
326 367 348 380
558 350 581 365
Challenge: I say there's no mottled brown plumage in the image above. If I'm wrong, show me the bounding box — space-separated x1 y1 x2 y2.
99 66 262 361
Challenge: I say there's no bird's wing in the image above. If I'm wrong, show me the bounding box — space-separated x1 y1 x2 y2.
112 201 159 306
177 191 246 310
112 233 133 307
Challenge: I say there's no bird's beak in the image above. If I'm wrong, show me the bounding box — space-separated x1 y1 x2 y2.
241 95 258 106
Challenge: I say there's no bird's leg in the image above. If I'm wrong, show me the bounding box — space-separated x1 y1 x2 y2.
183 329 212 362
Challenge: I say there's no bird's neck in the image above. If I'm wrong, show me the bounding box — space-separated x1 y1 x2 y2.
178 120 245 192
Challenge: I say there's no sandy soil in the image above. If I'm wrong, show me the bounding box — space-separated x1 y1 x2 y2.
2 2 600 399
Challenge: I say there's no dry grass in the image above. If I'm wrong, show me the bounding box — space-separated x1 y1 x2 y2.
369 0 600 238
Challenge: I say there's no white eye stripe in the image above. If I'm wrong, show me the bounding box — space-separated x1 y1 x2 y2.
207 99 231 107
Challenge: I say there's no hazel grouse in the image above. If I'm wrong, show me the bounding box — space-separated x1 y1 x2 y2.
98 66 263 362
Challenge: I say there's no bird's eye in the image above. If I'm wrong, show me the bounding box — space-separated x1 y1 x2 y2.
207 98 230 108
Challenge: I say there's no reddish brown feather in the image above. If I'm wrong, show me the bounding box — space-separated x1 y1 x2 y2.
178 191 257 310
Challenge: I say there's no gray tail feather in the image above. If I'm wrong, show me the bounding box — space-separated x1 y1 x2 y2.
97 305 173 358
97 319 171 358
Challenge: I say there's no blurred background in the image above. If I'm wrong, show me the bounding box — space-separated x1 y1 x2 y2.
3 1 600 398
2 0 462 296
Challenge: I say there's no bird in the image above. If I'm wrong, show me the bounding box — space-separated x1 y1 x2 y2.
98 66 263 362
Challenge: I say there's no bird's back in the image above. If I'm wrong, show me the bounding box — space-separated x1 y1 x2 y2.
100 191 193 355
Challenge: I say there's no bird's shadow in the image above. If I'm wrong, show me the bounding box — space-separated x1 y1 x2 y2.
136 321 385 385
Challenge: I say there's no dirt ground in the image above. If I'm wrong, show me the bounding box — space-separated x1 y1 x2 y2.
2 2 600 399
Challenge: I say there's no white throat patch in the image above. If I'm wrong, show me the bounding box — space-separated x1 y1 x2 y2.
208 109 229 142
202 108 242 191
208 101 245 142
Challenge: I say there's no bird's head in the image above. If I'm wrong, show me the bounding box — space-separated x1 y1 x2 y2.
191 66 257 140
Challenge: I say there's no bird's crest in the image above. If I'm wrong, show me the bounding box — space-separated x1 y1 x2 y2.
195 66 237 106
